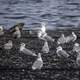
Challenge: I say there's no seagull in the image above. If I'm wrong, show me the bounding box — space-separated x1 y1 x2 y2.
9 23 24 33
32 53 43 70
12 27 21 38
42 41 49 53
57 34 66 44
4 40 13 50
56 46 69 58
0 26 4 36
76 53 80 67
73 43 80 53
73 43 80 67
20 43 37 56
37 22 55 42
65 32 77 43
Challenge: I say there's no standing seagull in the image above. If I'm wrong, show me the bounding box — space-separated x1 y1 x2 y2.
4 40 13 50
73 43 80 53
76 53 80 67
0 26 4 36
42 41 49 53
32 53 43 70
57 34 66 45
66 32 77 43
73 43 80 66
56 46 69 58
20 43 37 56
12 27 21 38
37 23 55 42
9 23 24 33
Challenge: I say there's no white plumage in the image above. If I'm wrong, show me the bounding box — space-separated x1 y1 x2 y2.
20 43 37 56
73 43 80 53
4 40 13 50
57 34 66 44
32 53 43 70
57 32 77 45
0 26 4 36
13 27 21 38
42 41 49 53
76 53 80 67
56 46 69 58
65 32 77 43
73 43 80 66
38 23 55 42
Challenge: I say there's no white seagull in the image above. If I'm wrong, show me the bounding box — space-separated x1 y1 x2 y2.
37 22 55 42
4 40 13 50
65 32 77 43
20 43 37 56
32 53 43 70
73 43 80 53
76 53 80 67
57 34 66 45
42 41 49 53
56 46 69 58
13 27 21 38
0 26 4 36
73 43 80 66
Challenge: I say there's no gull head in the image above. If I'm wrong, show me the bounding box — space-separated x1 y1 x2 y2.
41 22 46 33
74 43 79 47
8 40 12 43
57 46 62 51
15 27 19 30
72 32 75 35
0 26 4 32
20 43 26 51
20 43 26 47
61 34 65 38
38 53 42 60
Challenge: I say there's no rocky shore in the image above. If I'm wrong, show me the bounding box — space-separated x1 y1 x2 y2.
0 28 80 80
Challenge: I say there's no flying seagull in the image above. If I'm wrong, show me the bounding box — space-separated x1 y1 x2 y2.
56 46 69 58
20 43 37 56
41 41 49 53
37 22 55 42
32 53 43 70
0 26 4 36
4 40 13 50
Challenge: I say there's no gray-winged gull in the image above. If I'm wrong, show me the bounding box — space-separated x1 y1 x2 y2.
76 53 80 67
56 46 69 58
73 43 80 66
37 22 55 42
65 32 77 43
57 34 66 45
20 43 37 56
42 41 49 53
32 53 43 70
4 40 13 50
73 43 80 53
13 27 21 38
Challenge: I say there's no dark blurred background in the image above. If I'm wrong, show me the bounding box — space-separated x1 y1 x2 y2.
0 0 80 29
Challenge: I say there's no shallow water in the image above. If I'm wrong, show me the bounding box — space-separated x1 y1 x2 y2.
0 0 80 29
